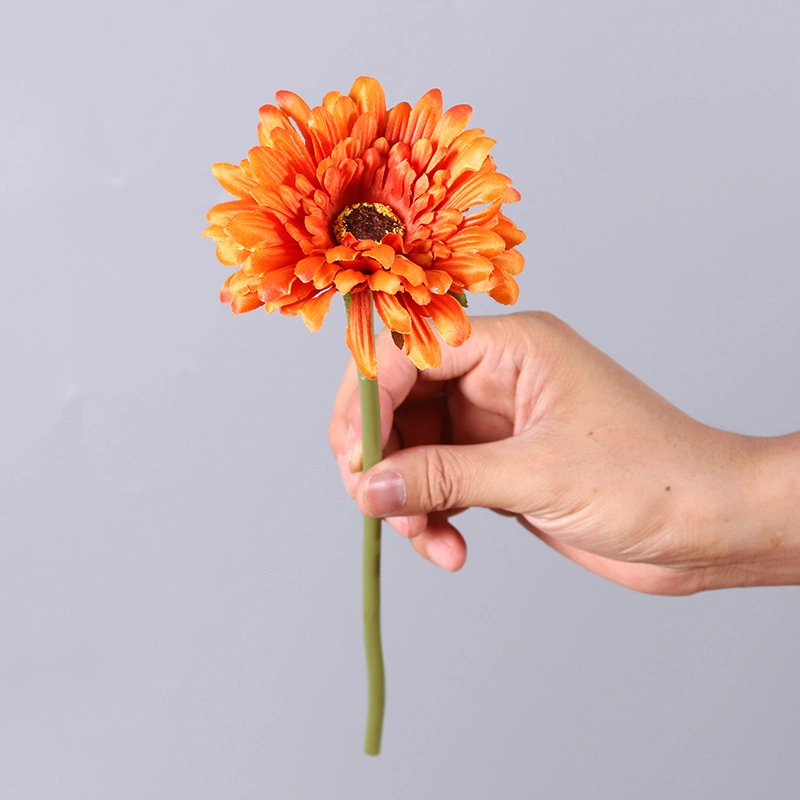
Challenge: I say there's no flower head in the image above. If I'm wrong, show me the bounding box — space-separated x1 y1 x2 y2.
204 77 525 378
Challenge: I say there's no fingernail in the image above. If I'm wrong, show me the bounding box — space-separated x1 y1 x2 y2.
346 425 363 472
364 471 406 517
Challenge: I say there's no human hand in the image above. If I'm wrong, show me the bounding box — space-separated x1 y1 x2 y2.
329 312 800 594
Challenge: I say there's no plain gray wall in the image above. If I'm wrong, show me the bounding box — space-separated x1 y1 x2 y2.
1 1 798 797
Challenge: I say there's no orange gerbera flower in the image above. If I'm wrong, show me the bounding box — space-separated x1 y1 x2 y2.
204 77 525 379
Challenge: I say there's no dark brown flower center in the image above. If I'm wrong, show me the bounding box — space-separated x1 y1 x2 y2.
333 202 405 244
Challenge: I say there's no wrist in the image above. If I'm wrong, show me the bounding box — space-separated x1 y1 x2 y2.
697 430 800 588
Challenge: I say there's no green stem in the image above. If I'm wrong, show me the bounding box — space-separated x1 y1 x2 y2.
345 291 385 756
359 368 384 756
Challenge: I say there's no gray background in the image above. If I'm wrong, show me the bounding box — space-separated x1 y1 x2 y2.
2 1 798 797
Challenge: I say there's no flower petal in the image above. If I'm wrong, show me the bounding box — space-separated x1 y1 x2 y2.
493 215 527 248
205 199 258 226
295 254 326 282
368 270 402 294
265 279 316 313
326 245 359 263
431 103 472 150
335 269 368 294
225 211 282 250
391 255 426 286
258 266 296 303
434 254 494 288
447 227 507 258
247 245 302 273
448 136 497 181
443 172 512 211
405 88 442 144
216 239 249 267
403 309 441 371
426 293 471 347
422 269 453 295
491 248 525 276
312 259 341 289
488 271 520 304
231 291 264 314
346 289 378 379
362 243 396 269
349 76 387 131
211 162 257 199
299 287 336 332
374 291 412 334
385 101 411 143
274 90 312 139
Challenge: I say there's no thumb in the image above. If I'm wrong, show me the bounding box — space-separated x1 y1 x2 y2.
358 441 528 518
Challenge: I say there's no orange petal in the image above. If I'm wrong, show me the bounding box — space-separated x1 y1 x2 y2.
404 310 441 371
211 162 257 199
391 255 426 286
247 245 302 273
488 271 520 304
493 215 527 248
216 239 249 267
331 94 359 139
368 270 402 293
385 101 411 143
362 243 396 269
295 255 326 282
203 223 226 242
410 138 433 175
431 104 472 150
447 227 507 258
312 259 341 289
247 145 288 187
220 274 234 303
257 266 297 303
444 172 512 211
426 294 471 347
374 291 412 335
406 282 432 305
463 200 502 228
349 77 387 131
275 90 312 139
269 126 317 181
322 90 343 113
299 287 336 332
350 112 379 151
231 291 264 314
431 128 484 172
307 106 339 161
229 267 260 295
346 289 378 379
265 279 316 313
205 199 259 226
434 254 494 287
225 211 282 250
334 269 368 294
405 88 442 144
326 245 359 263
422 269 453 295
491 248 525 276
448 136 497 181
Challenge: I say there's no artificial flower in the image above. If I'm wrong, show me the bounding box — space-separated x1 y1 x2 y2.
204 77 525 378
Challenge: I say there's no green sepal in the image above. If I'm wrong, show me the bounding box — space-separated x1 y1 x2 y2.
448 290 468 308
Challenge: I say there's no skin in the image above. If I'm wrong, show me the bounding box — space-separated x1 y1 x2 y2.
329 312 800 595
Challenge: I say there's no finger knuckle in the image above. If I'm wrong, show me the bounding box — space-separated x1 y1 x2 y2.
421 448 461 510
